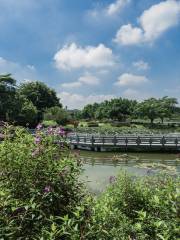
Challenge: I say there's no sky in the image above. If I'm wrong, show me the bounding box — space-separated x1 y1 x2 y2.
0 0 180 109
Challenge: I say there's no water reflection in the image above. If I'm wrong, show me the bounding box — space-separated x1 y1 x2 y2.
78 151 180 194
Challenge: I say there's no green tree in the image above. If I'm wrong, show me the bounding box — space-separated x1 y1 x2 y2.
18 81 62 121
0 74 16 121
107 98 137 121
14 95 38 126
44 106 70 125
81 103 99 119
95 101 110 120
135 98 159 124
157 97 178 123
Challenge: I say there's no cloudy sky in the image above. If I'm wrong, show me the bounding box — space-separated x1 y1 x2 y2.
0 0 180 109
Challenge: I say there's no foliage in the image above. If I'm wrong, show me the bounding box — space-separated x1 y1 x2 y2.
0 74 16 121
86 173 180 240
80 97 179 124
0 73 62 127
135 97 178 124
44 106 71 125
42 120 58 127
0 128 179 239
18 81 62 121
135 98 160 124
75 124 177 135
157 97 178 123
81 103 99 119
81 98 137 121
0 125 86 239
14 95 38 126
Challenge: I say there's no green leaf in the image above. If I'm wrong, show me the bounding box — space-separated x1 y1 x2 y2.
135 223 142 231
51 223 56 232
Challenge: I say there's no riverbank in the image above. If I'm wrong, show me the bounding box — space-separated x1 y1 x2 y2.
0 126 179 239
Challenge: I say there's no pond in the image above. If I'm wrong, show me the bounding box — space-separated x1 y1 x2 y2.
78 151 180 194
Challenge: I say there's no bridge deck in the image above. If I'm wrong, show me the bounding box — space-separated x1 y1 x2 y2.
67 134 180 152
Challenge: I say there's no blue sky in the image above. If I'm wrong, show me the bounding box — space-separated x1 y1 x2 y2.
0 0 180 109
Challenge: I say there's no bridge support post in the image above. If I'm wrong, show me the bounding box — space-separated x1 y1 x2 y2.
94 146 101 152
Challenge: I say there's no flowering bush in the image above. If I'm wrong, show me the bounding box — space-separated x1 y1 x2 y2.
0 125 179 239
0 125 87 239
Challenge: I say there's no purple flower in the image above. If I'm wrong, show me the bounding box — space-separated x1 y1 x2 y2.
47 127 54 135
109 176 117 184
34 136 41 145
36 123 43 130
55 127 65 137
44 185 51 193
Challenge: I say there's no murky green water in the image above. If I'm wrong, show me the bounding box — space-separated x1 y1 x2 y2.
78 151 180 194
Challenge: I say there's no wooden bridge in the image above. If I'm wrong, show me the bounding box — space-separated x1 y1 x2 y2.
67 134 180 152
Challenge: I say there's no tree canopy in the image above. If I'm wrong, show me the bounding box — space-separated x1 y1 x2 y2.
81 98 137 121
135 97 178 123
0 74 63 126
80 97 179 123
44 106 70 125
0 74 16 121
18 81 62 121
0 73 179 127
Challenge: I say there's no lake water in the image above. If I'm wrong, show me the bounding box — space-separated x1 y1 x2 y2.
78 151 180 194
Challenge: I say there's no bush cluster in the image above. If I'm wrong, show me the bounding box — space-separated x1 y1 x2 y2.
0 125 87 239
0 126 179 239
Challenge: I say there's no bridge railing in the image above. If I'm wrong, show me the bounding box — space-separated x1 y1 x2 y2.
68 135 180 147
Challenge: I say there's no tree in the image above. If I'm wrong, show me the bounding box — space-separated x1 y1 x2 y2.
81 103 99 119
157 97 178 123
0 74 16 121
95 101 110 120
44 106 70 125
18 81 62 121
14 95 38 126
107 98 137 121
135 98 159 124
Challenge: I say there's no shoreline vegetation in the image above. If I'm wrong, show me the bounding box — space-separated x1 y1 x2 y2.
0 125 179 239
1 74 180 130
1 74 180 239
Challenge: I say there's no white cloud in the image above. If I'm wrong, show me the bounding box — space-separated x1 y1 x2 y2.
54 43 115 71
114 24 144 45
122 88 150 100
140 0 180 42
78 73 100 86
61 73 100 89
133 60 150 70
114 0 180 45
106 0 131 16
0 57 37 82
88 0 130 19
115 73 149 86
122 88 140 99
61 82 82 89
58 92 115 109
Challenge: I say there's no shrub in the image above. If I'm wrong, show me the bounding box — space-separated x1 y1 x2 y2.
42 120 58 127
0 126 179 239
87 172 180 240
0 125 87 239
